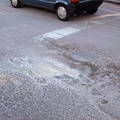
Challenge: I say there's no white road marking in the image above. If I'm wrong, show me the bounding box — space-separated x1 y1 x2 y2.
33 12 120 41
33 27 79 41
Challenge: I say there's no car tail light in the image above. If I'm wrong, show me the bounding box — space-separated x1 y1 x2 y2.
71 0 79 4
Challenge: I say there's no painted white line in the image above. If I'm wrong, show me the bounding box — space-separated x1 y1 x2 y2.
43 32 63 40
33 12 120 41
54 27 79 36
33 27 79 41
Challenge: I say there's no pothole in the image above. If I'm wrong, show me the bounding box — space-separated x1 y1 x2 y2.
69 50 98 63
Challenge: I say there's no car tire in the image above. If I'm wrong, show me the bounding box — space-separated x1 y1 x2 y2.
11 0 21 8
86 8 98 14
56 5 71 21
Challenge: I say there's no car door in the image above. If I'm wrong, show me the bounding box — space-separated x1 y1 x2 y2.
21 0 39 6
38 0 56 9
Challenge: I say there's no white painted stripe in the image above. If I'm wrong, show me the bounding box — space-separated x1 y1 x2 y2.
53 27 79 36
43 32 63 40
33 12 120 42
33 27 79 41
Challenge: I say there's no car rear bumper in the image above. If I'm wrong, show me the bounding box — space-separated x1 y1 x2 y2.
68 0 103 14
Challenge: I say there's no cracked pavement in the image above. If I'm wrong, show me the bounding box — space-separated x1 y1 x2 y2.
0 0 120 120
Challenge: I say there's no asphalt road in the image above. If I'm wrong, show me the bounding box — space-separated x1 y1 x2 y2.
0 0 120 120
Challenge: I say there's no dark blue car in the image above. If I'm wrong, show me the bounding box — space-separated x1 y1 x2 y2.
10 0 103 20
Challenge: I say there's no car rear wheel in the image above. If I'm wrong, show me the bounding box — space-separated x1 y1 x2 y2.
86 8 98 14
11 0 21 8
56 5 71 21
